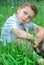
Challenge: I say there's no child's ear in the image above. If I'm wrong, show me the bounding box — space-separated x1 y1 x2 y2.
17 7 21 13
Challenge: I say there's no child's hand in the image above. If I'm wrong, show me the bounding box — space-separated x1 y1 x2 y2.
34 38 42 48
33 42 39 48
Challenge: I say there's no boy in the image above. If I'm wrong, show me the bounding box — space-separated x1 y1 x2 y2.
1 2 44 64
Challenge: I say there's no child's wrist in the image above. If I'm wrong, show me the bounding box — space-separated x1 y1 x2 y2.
26 33 36 40
26 33 30 39
26 33 32 40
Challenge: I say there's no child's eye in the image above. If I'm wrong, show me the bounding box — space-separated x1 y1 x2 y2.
28 16 32 19
24 11 27 14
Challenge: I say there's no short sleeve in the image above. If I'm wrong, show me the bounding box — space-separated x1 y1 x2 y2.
25 22 37 29
29 22 37 29
24 22 37 32
6 19 18 32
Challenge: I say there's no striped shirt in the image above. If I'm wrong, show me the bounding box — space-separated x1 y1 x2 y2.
1 14 37 46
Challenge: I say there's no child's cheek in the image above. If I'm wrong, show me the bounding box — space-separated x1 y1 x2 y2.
20 13 25 18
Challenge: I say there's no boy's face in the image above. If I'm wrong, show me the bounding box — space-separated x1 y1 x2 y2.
17 6 35 24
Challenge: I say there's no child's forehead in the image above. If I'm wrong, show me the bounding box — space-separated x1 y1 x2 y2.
22 6 30 9
21 6 34 13
21 6 33 12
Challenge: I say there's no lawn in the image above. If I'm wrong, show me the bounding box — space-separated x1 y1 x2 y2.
0 1 44 65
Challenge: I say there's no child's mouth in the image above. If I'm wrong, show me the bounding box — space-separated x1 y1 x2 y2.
21 18 25 23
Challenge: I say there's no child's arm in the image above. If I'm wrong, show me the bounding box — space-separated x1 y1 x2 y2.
34 25 44 48
12 28 34 40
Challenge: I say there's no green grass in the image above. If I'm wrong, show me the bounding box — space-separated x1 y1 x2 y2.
0 40 36 65
0 1 44 65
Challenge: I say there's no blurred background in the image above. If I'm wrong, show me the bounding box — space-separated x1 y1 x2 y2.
0 0 44 6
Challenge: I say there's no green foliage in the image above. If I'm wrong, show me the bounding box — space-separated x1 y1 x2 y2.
0 40 36 65
0 40 43 65
0 0 44 6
